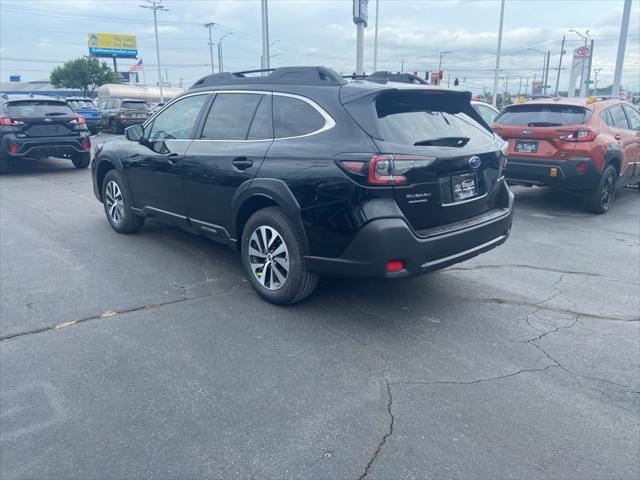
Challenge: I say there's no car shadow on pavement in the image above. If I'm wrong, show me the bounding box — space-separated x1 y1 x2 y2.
1 157 82 176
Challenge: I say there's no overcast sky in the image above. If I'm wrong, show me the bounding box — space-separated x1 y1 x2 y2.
0 0 638 94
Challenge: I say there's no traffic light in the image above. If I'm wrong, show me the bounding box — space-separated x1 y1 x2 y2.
454 77 459 86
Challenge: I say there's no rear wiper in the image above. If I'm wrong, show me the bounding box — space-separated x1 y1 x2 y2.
44 112 67 116
527 122 562 127
414 136 470 147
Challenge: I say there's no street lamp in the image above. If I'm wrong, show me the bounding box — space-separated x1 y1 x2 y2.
438 51 451 72
140 0 168 103
527 48 548 94
218 32 232 73
569 29 591 97
592 67 602 95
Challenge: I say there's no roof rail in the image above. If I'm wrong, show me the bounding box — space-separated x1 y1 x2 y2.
190 66 346 89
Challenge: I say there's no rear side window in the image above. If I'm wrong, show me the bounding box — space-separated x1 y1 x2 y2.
6 100 73 116
273 95 326 138
609 105 629 129
495 104 590 127
201 93 264 140
122 101 149 110
623 106 640 131
247 96 273 140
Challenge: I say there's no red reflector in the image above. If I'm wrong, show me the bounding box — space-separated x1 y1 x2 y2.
8 143 18 154
386 261 404 272
577 162 586 174
81 138 91 150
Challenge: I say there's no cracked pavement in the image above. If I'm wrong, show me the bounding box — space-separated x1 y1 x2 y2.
1 140 639 479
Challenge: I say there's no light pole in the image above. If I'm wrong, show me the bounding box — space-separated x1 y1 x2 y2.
373 0 380 71
569 29 591 97
261 0 270 71
218 32 231 73
492 0 505 107
612 0 631 97
593 68 602 95
204 23 215 74
554 35 565 96
140 0 168 103
527 48 548 95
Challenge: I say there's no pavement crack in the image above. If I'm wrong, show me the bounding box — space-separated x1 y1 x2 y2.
359 377 394 480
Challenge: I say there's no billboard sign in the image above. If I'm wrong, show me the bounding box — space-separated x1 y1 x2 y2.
88 33 138 58
353 0 368 26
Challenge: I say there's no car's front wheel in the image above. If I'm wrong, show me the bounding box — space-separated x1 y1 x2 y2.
241 207 318 305
583 164 617 214
101 170 145 233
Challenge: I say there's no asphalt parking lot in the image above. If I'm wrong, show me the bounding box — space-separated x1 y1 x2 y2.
1 133 639 479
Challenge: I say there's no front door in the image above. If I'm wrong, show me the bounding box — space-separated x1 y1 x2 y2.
622 105 640 181
608 104 639 183
123 93 209 225
183 92 273 241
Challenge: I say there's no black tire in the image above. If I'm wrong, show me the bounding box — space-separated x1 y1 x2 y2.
0 156 9 174
101 170 145 234
72 152 91 169
241 207 318 305
583 164 617 214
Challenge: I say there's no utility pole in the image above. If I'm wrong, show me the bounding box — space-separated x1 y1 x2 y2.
518 77 522 95
543 50 551 94
401 59 405 73
492 0 505 107
524 77 529 95
204 23 215 74
555 35 565 96
373 0 380 71
218 32 231 73
438 51 451 73
140 0 167 103
593 68 602 95
612 0 632 97
261 0 271 72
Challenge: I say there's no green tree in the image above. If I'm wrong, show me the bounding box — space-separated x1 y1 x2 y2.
50 57 117 96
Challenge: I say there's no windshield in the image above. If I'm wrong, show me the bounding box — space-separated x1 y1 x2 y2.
5 100 74 116
122 101 150 110
495 104 590 126
68 99 96 109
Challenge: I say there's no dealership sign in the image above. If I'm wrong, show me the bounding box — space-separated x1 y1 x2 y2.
353 0 368 26
88 33 138 58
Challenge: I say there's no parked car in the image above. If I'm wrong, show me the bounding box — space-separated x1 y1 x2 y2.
0 94 91 173
472 101 500 124
99 98 151 134
66 97 101 134
492 97 640 213
91 66 513 304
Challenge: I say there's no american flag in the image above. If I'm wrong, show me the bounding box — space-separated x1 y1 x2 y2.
128 59 143 73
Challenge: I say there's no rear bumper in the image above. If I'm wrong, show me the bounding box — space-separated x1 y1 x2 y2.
1 133 90 158
505 157 601 190
305 185 514 279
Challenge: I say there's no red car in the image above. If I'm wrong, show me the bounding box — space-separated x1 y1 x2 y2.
492 97 640 213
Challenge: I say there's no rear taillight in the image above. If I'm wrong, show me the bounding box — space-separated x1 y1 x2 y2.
0 115 24 126
70 116 86 126
81 137 91 150
367 154 436 186
558 129 598 142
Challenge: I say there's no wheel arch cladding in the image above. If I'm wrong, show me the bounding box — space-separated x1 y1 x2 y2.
604 147 623 175
231 178 309 252
96 159 116 201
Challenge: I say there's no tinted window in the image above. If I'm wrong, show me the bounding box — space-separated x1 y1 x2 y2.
609 105 629 129
6 100 73 116
495 104 590 126
247 95 273 140
147 95 207 140
622 106 640 131
122 101 149 110
201 93 263 140
273 95 326 138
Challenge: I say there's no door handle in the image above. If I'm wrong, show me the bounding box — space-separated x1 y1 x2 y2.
614 133 622 141
166 152 180 165
232 157 253 170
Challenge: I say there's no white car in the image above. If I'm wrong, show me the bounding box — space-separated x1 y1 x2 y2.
472 101 500 124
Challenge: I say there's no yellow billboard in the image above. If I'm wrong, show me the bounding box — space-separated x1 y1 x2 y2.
88 33 138 58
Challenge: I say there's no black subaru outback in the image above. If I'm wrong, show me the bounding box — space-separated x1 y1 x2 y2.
91 66 513 304
1 94 91 173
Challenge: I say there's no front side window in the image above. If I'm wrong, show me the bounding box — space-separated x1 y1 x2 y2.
474 104 498 124
609 105 630 130
147 95 207 140
201 93 265 140
273 95 326 138
622 105 640 131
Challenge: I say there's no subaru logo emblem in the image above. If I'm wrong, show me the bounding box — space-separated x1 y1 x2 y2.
522 129 531 135
44 118 52 122
469 156 482 169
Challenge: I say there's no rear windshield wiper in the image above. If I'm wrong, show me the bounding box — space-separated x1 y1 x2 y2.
527 122 562 127
414 136 470 147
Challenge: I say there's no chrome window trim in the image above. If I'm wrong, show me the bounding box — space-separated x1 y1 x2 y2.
271 91 336 140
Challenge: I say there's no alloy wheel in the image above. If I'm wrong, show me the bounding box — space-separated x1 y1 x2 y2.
248 225 289 290
105 180 124 224
601 169 616 210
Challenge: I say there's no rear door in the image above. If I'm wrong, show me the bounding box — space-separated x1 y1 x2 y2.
621 105 640 180
608 104 640 181
5 100 78 138
492 104 591 160
183 92 273 240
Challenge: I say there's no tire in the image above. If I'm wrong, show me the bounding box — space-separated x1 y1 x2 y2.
109 119 121 134
72 152 91 169
241 207 318 305
583 164 617 214
101 169 145 234
0 156 9 174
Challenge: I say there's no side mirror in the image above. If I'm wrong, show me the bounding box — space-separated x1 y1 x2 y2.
125 124 144 142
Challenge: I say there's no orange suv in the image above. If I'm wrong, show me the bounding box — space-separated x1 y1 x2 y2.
492 97 640 213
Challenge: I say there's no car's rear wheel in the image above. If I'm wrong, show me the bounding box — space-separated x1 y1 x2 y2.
72 152 91 169
583 164 617 214
101 170 145 234
241 207 318 305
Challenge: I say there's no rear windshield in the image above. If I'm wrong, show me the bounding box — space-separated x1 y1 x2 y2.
122 101 149 110
375 92 494 148
6 100 74 117
495 104 590 127
67 99 96 109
